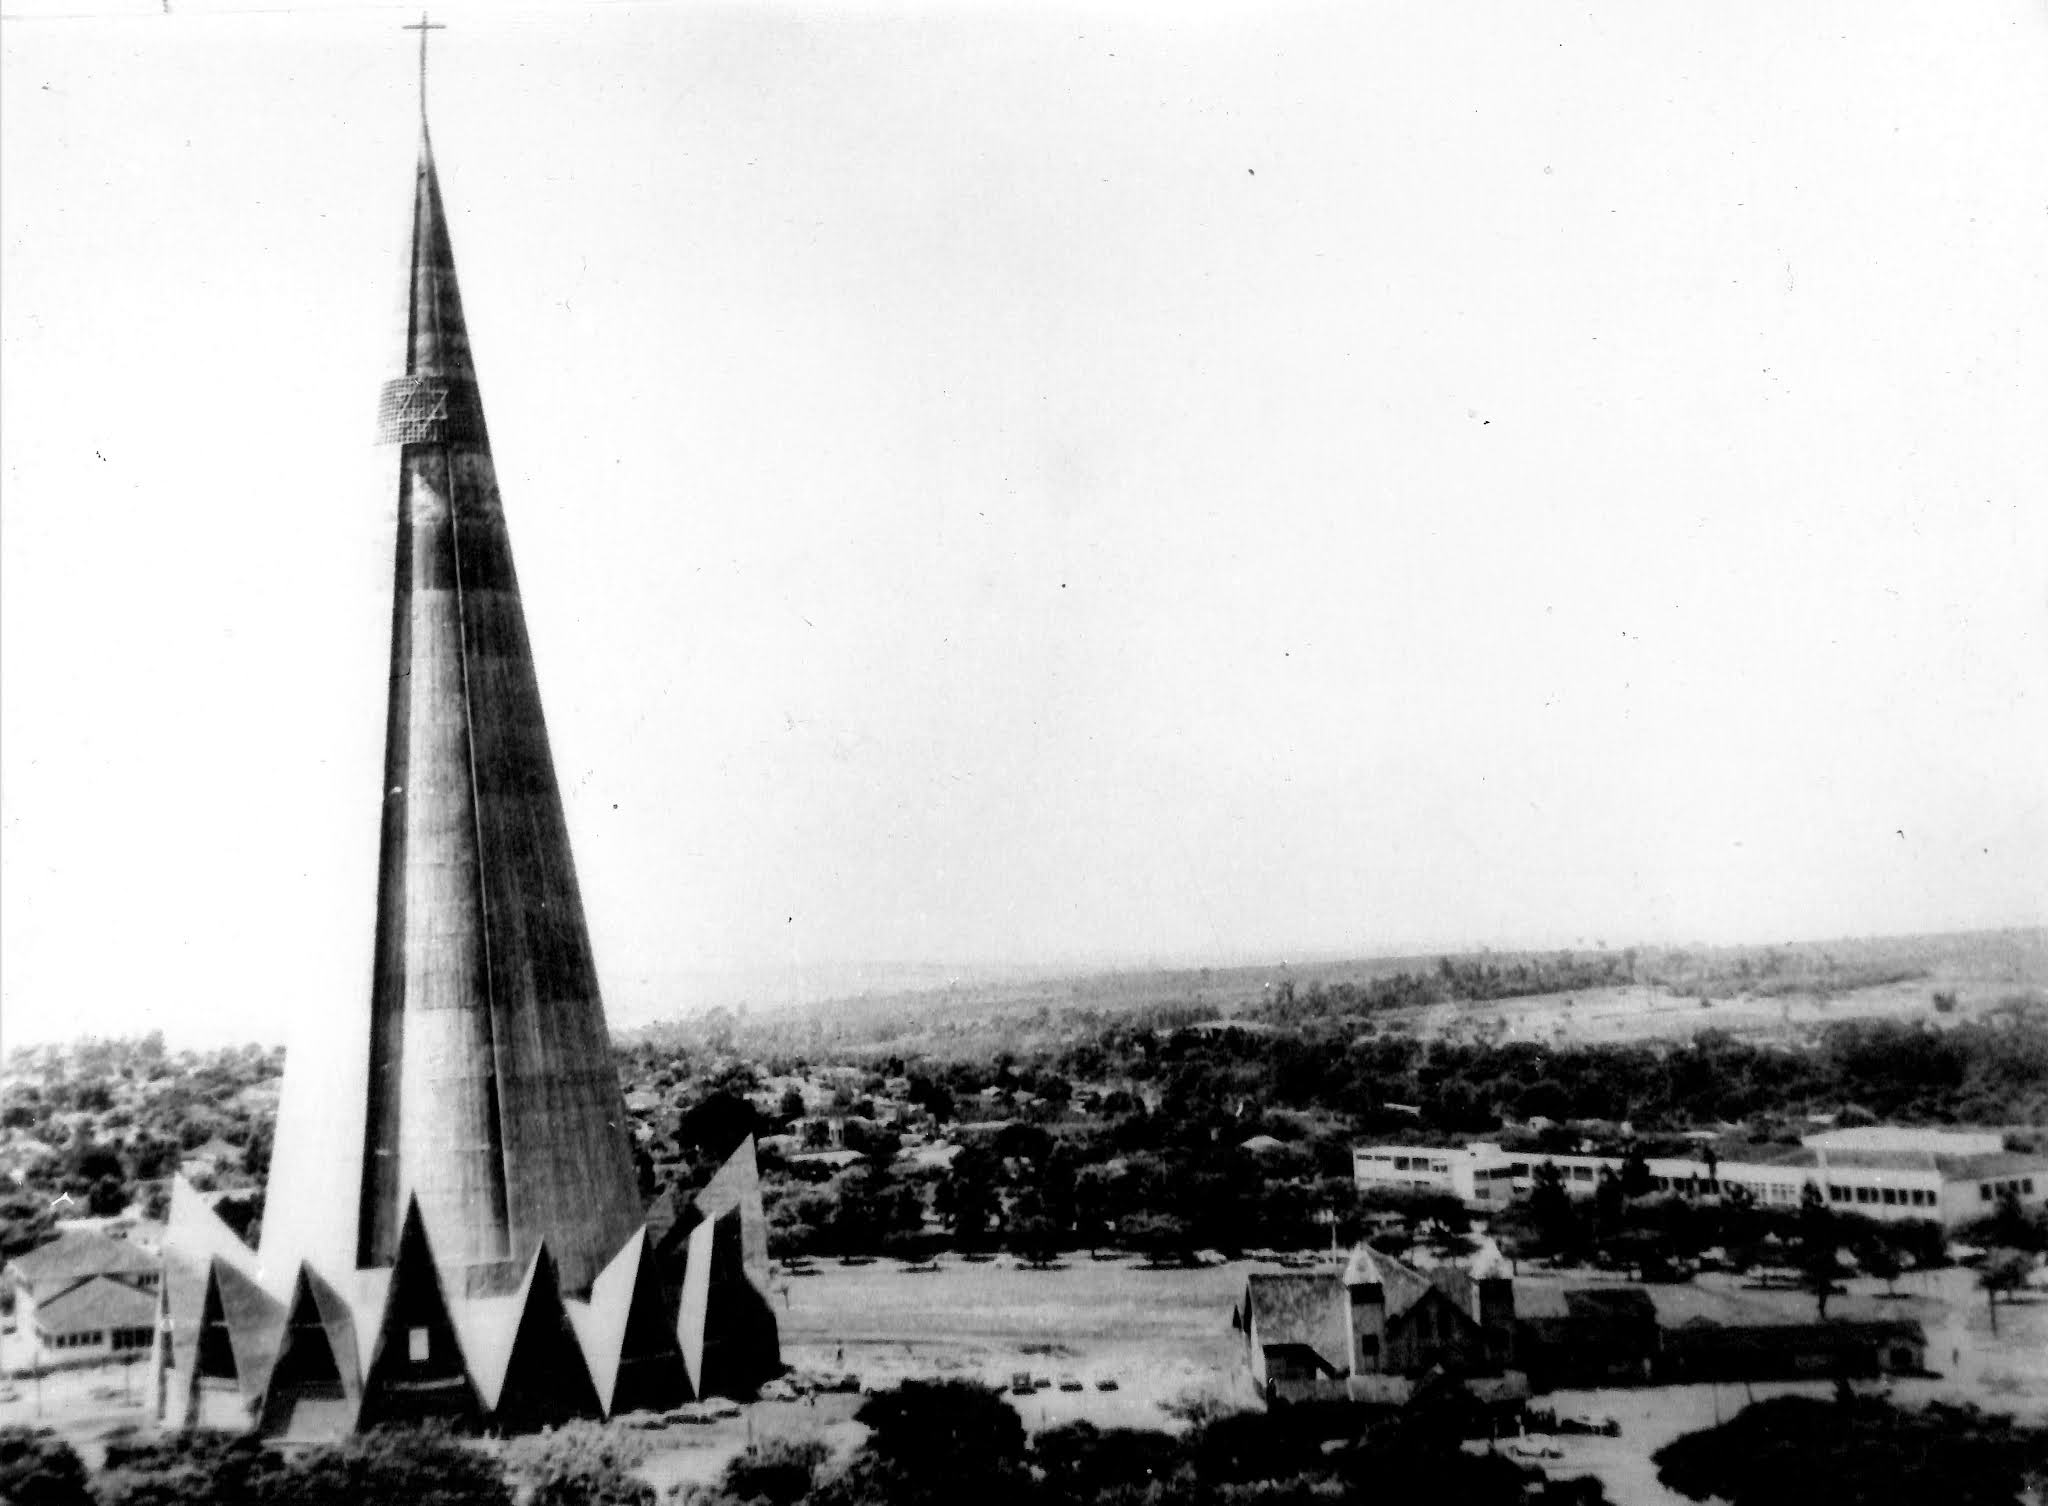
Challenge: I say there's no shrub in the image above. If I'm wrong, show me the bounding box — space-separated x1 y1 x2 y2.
713 1439 827 1506
500 1422 652 1506
0 1426 95 1506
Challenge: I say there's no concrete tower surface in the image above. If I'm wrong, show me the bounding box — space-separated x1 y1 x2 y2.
156 49 778 1436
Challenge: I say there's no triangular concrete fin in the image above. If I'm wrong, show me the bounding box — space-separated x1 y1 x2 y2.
567 1227 637 1413
491 1243 602 1430
691 1208 783 1397
692 1135 770 1296
567 1225 685 1417
675 1213 717 1396
257 1264 364 1440
161 1244 213 1381
200 1258 287 1406
357 1196 484 1431
166 1174 265 1283
450 1248 537 1413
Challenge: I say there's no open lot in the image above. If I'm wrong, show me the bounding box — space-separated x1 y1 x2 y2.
775 1251 1261 1429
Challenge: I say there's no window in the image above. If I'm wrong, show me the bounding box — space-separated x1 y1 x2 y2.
409 1327 431 1363
1573 1167 1594 1183
1982 1185 1994 1201
1828 1185 1846 1202
1855 1187 1875 1204
2026 1180 2036 1195
1882 1188 1898 1206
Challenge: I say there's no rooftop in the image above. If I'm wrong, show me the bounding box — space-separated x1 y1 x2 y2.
35 1273 158 1335
7 1230 157 1296
1243 1272 1347 1354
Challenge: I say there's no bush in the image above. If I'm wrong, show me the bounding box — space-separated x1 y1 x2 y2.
282 1428 512 1506
1655 1396 2048 1506
713 1439 827 1506
99 1430 288 1505
0 1426 95 1506
102 1427 510 1506
501 1422 652 1506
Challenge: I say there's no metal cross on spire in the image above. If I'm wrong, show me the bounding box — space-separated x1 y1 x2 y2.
403 12 446 128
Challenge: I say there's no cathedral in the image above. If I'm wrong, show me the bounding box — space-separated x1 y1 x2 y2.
154 51 778 1437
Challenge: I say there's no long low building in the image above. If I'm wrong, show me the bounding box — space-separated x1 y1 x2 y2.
4 1230 161 1366
1354 1128 2046 1229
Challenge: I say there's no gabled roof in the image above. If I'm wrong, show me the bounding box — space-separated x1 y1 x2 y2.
1242 1272 1348 1363
36 1274 157 1334
1343 1246 1435 1317
9 1230 157 1295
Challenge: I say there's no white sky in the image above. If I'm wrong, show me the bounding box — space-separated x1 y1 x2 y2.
3 0 2044 1047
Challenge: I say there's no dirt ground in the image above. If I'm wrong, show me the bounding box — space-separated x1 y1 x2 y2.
773 1251 1260 1428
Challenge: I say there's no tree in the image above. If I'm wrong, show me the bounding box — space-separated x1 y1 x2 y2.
1072 1164 1120 1252
1978 1249 2035 1336
1858 1239 1903 1296
675 1092 760 1165
1033 1422 1184 1501
1592 1169 1626 1246
1005 1187 1060 1267
1530 1160 1578 1257
282 1428 512 1506
0 1426 95 1506
935 1148 1000 1249
1119 1211 1195 1266
500 1422 653 1506
1619 1144 1654 1201
1798 1182 1845 1319
89 1174 129 1217
709 1440 827 1506
1968 1187 2048 1256
819 1382 1037 1506
244 1119 274 1182
99 1431 292 1506
1655 1395 2048 1506
1 1193 57 1261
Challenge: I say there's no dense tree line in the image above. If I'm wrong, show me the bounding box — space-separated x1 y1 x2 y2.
1654 1395 2048 1506
688 1379 1605 1506
2 1389 1607 1506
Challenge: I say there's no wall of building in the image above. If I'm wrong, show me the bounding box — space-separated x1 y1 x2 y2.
1355 1138 2043 1228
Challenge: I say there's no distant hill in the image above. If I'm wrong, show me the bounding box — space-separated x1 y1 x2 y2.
618 926 2048 1060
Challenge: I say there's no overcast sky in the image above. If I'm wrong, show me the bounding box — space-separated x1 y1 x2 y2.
3 0 2044 1046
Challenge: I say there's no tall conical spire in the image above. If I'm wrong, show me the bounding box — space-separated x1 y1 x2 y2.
261 75 644 1303
160 39 779 1437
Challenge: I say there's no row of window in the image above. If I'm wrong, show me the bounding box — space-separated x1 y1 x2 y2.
1978 1178 2037 1202
1359 1155 1453 1175
1826 1184 1938 1208
40 1325 153 1352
